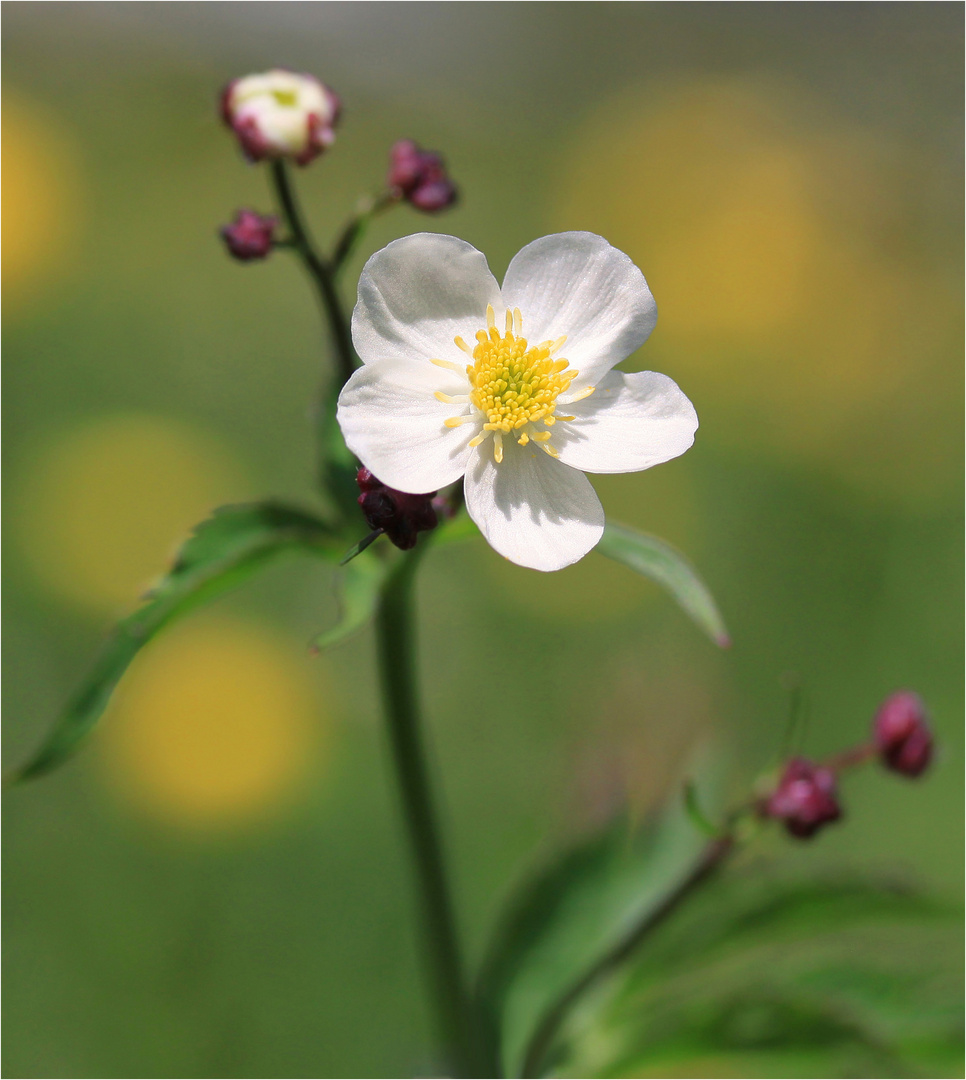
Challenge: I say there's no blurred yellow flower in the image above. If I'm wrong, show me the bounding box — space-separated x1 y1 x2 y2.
2 93 83 313
100 617 327 831
15 414 250 612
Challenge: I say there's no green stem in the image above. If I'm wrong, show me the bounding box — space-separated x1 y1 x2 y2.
519 834 735 1079
331 191 398 276
376 548 481 1077
269 160 357 386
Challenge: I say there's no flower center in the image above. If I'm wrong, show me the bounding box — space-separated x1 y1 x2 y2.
468 309 575 435
433 305 595 464
270 89 299 108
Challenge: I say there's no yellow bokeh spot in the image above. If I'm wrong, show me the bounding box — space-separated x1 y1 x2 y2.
2 93 83 311
16 414 251 611
100 618 325 830
554 81 958 503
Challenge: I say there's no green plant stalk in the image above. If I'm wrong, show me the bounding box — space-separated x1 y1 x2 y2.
520 833 736 1079
269 160 357 387
375 547 482 1077
273 159 482 1071
330 190 398 275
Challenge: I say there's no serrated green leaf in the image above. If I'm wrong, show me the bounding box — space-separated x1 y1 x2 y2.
552 875 964 1079
8 502 339 784
477 795 709 1079
312 550 389 650
597 522 729 647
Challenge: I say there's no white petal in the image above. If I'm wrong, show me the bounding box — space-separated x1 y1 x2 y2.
352 234 503 366
553 370 697 474
464 443 604 572
337 358 476 492
501 232 657 389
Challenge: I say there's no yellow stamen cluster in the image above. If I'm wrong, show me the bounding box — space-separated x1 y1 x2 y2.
468 306 578 457
434 306 594 464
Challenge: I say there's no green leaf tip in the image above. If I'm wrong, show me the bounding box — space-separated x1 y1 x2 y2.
338 529 384 566
311 551 389 652
7 501 340 786
597 521 730 647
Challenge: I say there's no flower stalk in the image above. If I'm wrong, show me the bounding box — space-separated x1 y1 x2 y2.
268 160 357 387
375 547 480 1077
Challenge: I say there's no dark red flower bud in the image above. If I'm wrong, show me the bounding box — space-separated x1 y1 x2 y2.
873 691 933 777
387 140 458 213
220 210 277 261
355 468 438 550
763 757 842 839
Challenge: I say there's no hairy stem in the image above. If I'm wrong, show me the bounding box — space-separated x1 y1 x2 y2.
269 160 357 386
376 548 482 1076
520 834 736 1079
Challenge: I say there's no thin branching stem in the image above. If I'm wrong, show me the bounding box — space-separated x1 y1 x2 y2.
269 160 357 387
331 190 398 275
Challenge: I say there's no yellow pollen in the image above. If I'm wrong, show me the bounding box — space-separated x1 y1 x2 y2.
444 416 466 428
466 310 576 450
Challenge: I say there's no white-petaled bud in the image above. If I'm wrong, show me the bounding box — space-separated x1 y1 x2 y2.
221 70 341 166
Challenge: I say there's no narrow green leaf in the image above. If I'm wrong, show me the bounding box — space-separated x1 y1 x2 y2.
312 550 389 651
317 390 363 525
597 522 730 647
339 529 384 566
477 794 708 1078
683 780 720 838
553 875 963 1080
8 502 339 784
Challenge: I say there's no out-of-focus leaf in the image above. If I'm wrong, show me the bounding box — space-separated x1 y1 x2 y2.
597 522 729 648
552 874 964 1079
317 390 362 525
312 550 389 651
8 502 339 783
434 509 479 546
476 794 709 1079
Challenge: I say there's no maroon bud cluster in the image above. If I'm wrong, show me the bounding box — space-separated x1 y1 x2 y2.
356 468 438 550
873 691 933 778
220 210 277 261
762 757 842 839
387 140 458 213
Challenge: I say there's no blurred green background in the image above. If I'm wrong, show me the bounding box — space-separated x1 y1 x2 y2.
3 4 962 1077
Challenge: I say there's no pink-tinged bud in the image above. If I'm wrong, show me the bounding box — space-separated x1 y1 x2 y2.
221 70 340 166
219 209 277 261
763 757 842 839
387 139 458 213
873 691 933 777
355 468 438 550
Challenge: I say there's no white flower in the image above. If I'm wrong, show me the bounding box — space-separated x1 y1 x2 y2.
222 70 340 165
337 232 698 572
